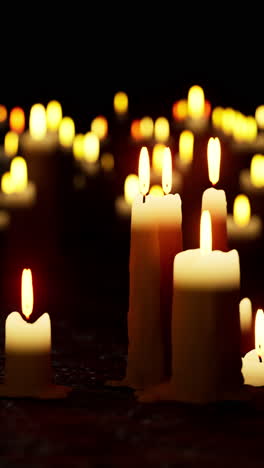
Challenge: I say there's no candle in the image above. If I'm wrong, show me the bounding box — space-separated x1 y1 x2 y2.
0 269 71 398
79 131 100 176
137 211 242 404
154 117 170 143
240 154 264 196
20 103 58 156
9 107 26 134
113 91 128 120
227 194 262 242
0 131 19 172
240 297 253 355
185 85 211 133
46 100 63 132
151 144 182 193
175 129 194 173
58 116 75 150
115 174 139 218
0 157 36 208
242 309 264 386
202 137 228 251
91 115 109 143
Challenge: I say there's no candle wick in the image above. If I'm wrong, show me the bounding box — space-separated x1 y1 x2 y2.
259 355 262 363
143 194 146 203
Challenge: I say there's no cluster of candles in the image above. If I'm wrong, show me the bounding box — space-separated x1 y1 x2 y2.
1 85 264 402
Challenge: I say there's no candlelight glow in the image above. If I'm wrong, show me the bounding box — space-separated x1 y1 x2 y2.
130 120 142 141
1 172 13 194
101 152 114 171
255 309 264 359
46 100 62 131
124 174 139 204
0 105 7 122
152 143 166 174
58 117 75 147
21 269 33 319
113 91 128 115
179 130 194 164
255 105 264 129
212 107 224 128
207 137 221 185
83 132 100 163
140 116 154 140
154 117 170 142
10 157 28 192
187 85 205 119
162 147 172 195
233 194 251 227
222 108 236 135
172 99 188 121
250 154 264 187
9 107 25 134
138 147 150 196
200 210 212 254
239 297 252 333
73 134 85 160
204 100 212 119
91 115 108 140
29 104 47 140
246 116 258 142
149 185 164 197
4 131 19 157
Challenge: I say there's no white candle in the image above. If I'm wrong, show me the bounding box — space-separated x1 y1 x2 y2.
242 309 264 386
0 269 71 399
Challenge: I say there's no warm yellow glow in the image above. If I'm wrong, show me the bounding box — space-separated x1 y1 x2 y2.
124 174 139 204
140 116 154 139
72 134 85 160
58 117 75 147
255 105 264 129
221 107 236 135
172 99 188 121
21 268 33 319
130 120 142 140
255 309 264 358
29 104 47 140
1 172 13 194
179 130 194 164
10 157 28 192
101 152 114 171
9 107 25 134
250 154 264 187
245 116 257 142
83 132 100 163
149 185 164 197
113 91 128 115
212 107 224 128
46 100 62 131
200 210 212 254
154 117 170 142
187 85 205 119
207 137 221 185
0 105 7 122
138 147 150 196
232 112 247 141
91 115 108 140
233 194 251 227
239 297 252 333
4 131 19 157
152 143 166 174
162 147 172 195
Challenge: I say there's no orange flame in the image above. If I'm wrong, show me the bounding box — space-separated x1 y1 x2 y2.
162 147 172 194
255 309 264 360
200 210 212 253
138 147 150 196
21 269 34 319
207 137 221 185
9 107 25 134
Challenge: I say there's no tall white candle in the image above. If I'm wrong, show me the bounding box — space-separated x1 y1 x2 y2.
242 309 264 386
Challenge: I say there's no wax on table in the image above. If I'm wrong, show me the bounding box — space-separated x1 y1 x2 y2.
242 309 264 387
0 269 71 399
137 211 243 404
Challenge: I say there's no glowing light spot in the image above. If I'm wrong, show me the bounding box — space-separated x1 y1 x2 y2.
73 134 85 160
46 100 62 131
83 132 100 163
140 116 154 139
101 152 114 171
91 115 108 140
113 91 128 115
138 147 150 196
29 104 47 140
187 85 205 119
207 137 221 185
58 117 75 147
250 154 264 187
149 185 164 197
9 107 25 134
154 117 170 142
233 194 251 227
4 131 19 157
179 130 194 165
124 174 139 204
152 143 166 174
0 105 7 123
172 99 188 121
255 105 264 129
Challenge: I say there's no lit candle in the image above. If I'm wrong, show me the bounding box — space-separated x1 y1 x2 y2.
175 129 194 172
46 100 63 132
240 154 264 196
9 107 25 134
137 211 242 404
20 103 58 156
0 269 71 398
242 309 264 386
79 131 100 175
91 115 108 143
154 117 170 143
0 156 36 208
151 144 182 193
239 297 253 355
115 173 139 218
58 116 75 150
202 137 228 251
113 91 128 120
185 85 211 133
0 131 19 167
227 194 262 242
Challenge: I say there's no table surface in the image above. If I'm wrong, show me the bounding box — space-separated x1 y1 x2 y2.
0 99 264 466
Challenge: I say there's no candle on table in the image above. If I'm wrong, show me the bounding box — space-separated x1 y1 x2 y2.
0 156 36 208
202 137 228 251
240 297 253 356
0 269 71 398
20 103 58 156
242 309 264 386
227 194 262 242
115 173 139 218
137 211 242 404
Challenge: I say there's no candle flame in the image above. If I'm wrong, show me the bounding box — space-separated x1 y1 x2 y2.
138 147 150 196
58 117 75 148
152 143 166 175
46 100 62 131
154 117 170 142
255 105 264 129
179 130 194 164
21 269 34 319
124 174 139 204
4 131 19 157
91 115 108 140
255 309 264 360
200 210 212 254
113 91 128 115
162 147 172 195
0 105 7 122
29 104 47 140
187 85 205 119
250 154 264 188
233 194 251 227
9 107 25 134
207 137 221 185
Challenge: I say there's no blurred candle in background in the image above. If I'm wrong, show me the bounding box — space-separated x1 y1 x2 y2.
239 297 253 355
113 91 128 119
0 156 36 208
115 174 139 218
58 117 75 150
242 309 264 387
176 129 194 172
46 100 63 132
227 194 262 242
20 103 58 155
9 107 25 134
